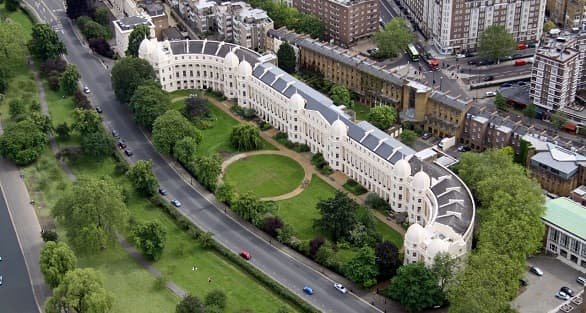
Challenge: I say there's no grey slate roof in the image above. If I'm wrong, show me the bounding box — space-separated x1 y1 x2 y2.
168 40 262 65
531 152 579 175
430 90 469 111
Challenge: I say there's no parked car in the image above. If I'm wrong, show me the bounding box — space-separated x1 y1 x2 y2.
560 287 575 297
478 59 494 66
456 53 466 59
421 132 432 140
95 106 103 113
514 59 527 66
485 91 497 97
529 266 543 276
367 47 379 55
124 148 133 156
171 199 182 207
158 188 168 196
239 250 251 260
111 129 119 138
467 59 479 66
334 283 347 294
500 83 514 88
457 145 471 152
577 276 586 286
83 86 90 94
118 139 127 149
556 291 570 300
512 53 523 59
517 43 528 50
519 278 529 287
517 81 528 87
482 75 494 81
303 286 314 295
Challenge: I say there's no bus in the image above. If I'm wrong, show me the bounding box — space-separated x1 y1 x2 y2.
407 44 419 62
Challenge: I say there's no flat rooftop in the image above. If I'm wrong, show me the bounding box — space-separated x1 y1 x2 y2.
543 197 586 241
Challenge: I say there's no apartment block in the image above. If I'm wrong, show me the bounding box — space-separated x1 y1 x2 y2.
291 0 380 47
113 15 155 57
399 0 546 54
547 0 586 27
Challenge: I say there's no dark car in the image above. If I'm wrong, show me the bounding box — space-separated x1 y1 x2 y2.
421 132 432 140
560 287 575 297
467 59 479 65
158 188 168 196
500 83 514 88
95 106 103 114
118 139 127 149
477 59 495 66
482 75 494 81
457 145 471 152
124 148 133 156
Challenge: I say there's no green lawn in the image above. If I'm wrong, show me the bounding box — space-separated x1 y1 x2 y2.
353 103 370 121
277 175 336 240
224 154 305 198
44 82 75 126
68 158 298 313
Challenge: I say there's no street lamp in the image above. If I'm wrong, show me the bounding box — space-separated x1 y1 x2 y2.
440 76 443 91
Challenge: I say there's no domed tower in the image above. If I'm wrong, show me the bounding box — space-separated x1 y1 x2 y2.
288 93 305 143
410 170 431 225
391 158 411 213
404 223 425 263
327 119 347 171
424 238 449 264
222 50 239 99
236 60 252 108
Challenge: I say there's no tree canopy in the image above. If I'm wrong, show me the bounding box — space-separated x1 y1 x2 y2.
478 25 516 62
330 85 353 108
374 18 413 58
183 94 210 121
0 118 48 165
176 294 205 313
127 160 158 196
52 177 129 254
126 24 151 57
111 57 156 103
230 123 263 151
342 246 378 288
192 154 222 191
277 42 296 74
44 268 113 313
367 105 397 130
0 19 27 72
5 0 20 11
40 241 77 288
384 262 443 312
60 64 81 95
71 108 102 136
29 24 66 61
65 0 93 19
129 83 170 130
131 221 166 261
375 240 401 280
152 110 202 155
80 129 114 159
313 191 358 242
400 129 417 146
174 136 199 165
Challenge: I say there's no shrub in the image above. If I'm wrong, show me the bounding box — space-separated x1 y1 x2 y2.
365 193 390 212
40 58 67 77
308 237 325 259
215 183 235 205
262 215 284 238
276 224 295 244
41 229 59 242
89 38 114 58
205 290 227 310
342 179 368 195
74 90 91 109
48 75 60 91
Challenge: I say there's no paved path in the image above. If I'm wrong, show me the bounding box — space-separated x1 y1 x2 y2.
31 62 188 300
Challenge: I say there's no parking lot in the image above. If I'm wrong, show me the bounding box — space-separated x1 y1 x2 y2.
512 256 585 313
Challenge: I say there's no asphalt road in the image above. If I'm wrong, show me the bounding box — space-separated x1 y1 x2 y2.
27 1 380 312
0 187 39 313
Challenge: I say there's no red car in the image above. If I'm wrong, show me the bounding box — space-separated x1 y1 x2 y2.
517 43 528 50
514 59 527 66
239 250 251 260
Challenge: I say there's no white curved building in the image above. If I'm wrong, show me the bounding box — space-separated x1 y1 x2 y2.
139 38 476 265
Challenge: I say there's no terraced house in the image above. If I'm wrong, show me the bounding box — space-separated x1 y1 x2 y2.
138 38 476 265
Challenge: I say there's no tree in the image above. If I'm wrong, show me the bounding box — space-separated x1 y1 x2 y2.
342 246 378 288
129 83 170 129
39 57 67 77
173 136 199 165
52 177 128 254
494 92 507 111
0 67 8 94
375 240 401 280
29 111 53 134
543 20 556 33
384 262 443 312
192 154 222 191
183 94 210 121
330 85 352 108
77 18 109 40
308 237 325 258
152 110 202 155
215 183 235 205
367 106 397 130
44 268 113 313
80 129 114 159
295 14 324 39
364 193 391 212
60 64 81 95
5 0 19 11
0 20 27 71
198 231 214 249
205 290 227 311
93 7 110 26
127 160 158 196
0 118 48 165
478 25 515 62
431 252 458 294
550 111 567 129
232 191 266 224
126 24 151 57
230 123 263 151
88 38 114 58
374 18 414 58
41 229 59 242
522 103 537 119
8 98 26 120
131 221 166 261
40 241 77 288
65 0 92 19
29 24 66 61
313 191 358 242
262 215 284 237
74 89 91 109
400 129 417 146
176 294 205 313
71 108 102 135
277 42 296 74
111 57 156 103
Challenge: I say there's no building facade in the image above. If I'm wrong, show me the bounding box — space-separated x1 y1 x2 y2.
113 15 156 57
138 38 476 265
399 0 546 54
542 197 586 270
291 0 380 47
547 0 586 28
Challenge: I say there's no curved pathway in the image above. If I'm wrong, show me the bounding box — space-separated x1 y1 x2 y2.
221 150 312 201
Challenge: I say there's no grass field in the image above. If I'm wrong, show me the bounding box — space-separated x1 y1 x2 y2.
224 154 305 198
68 158 298 313
353 103 370 121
